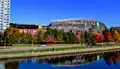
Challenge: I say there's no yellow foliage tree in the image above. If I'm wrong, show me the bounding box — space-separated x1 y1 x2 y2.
37 28 47 34
37 28 47 42
4 27 20 44
113 30 120 42
5 27 20 36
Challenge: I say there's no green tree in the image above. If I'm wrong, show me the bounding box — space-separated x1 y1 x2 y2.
66 31 77 44
19 33 32 43
63 32 69 43
0 32 3 42
110 27 115 36
56 30 64 43
44 28 56 43
84 31 89 43
88 29 94 43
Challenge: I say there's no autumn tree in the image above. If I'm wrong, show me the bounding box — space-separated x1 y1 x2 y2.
94 33 104 43
116 27 120 34
113 30 120 42
103 27 114 42
37 28 47 43
103 27 109 42
76 31 81 42
4 27 20 44
19 33 32 43
44 29 56 43
106 32 114 42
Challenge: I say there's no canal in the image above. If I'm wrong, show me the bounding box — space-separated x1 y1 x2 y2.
1 51 120 69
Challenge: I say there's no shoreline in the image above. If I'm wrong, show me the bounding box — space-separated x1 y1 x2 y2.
0 46 120 60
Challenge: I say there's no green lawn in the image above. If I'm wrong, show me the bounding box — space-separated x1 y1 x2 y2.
0 46 83 54
0 45 120 55
12 44 40 47
0 44 40 49
48 44 83 46
0 46 12 49
12 44 83 47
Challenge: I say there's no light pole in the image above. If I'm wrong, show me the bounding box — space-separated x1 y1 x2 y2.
32 34 34 48
4 37 6 49
31 30 34 49
31 29 35 54
83 31 85 47
31 32 34 54
3 31 6 49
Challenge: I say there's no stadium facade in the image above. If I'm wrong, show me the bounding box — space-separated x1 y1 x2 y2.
50 18 106 33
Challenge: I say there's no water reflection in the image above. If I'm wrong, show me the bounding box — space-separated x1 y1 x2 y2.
5 61 19 69
2 52 120 69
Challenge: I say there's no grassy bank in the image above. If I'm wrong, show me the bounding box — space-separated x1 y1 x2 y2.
0 46 120 60
48 44 83 46
13 44 83 47
0 45 120 54
12 44 40 47
0 46 83 54
0 44 40 49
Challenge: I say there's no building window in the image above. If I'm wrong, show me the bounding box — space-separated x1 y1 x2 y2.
79 24 85 28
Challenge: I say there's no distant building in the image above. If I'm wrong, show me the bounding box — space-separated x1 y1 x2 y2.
116 27 120 30
38 25 42 28
49 18 106 33
10 23 42 35
0 0 10 32
42 23 52 29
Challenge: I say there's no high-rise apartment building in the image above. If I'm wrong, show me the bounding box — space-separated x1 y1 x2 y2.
0 0 10 32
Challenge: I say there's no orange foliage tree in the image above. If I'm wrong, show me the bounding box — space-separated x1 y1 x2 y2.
113 30 120 42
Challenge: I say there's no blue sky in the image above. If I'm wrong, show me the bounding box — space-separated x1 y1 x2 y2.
11 0 120 27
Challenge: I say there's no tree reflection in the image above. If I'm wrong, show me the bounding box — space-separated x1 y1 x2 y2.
104 52 120 65
5 61 19 69
104 56 112 65
4 51 120 69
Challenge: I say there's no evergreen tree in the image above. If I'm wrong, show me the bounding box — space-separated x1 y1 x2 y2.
88 30 94 43
84 31 88 43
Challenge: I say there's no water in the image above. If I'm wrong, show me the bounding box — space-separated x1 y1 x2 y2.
2 52 120 69
17 59 120 69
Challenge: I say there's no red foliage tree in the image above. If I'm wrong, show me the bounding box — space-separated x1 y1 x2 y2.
44 36 56 43
32 37 37 41
94 33 104 43
106 32 113 42
76 31 81 41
